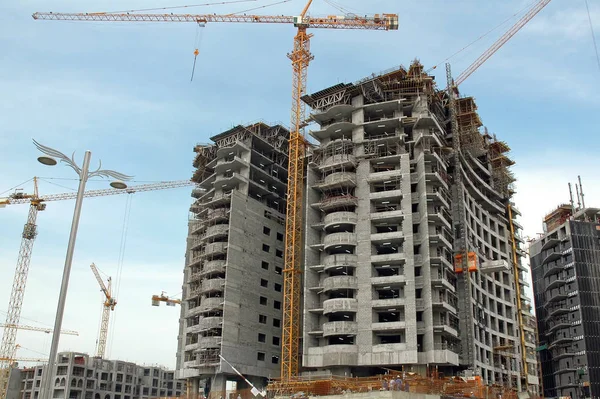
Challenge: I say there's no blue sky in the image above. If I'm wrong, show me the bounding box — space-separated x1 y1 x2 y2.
1 0 599 368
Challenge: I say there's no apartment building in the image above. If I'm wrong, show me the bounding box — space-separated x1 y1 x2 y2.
300 61 538 392
177 123 289 397
17 352 183 399
530 204 600 399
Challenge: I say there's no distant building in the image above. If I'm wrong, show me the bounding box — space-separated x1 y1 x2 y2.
530 205 600 399
17 352 183 399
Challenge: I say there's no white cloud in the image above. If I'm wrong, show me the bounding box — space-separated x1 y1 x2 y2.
525 4 600 41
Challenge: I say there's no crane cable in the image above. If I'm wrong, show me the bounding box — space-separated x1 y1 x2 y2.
191 24 205 81
106 194 134 358
0 177 34 197
584 0 600 73
428 0 539 72
99 0 257 14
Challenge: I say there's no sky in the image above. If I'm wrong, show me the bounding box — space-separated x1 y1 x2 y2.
1 0 599 369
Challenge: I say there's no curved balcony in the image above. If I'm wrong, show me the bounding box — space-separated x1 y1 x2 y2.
322 321 358 338
323 298 358 315
187 254 203 268
200 278 225 294
313 172 357 191
310 104 354 123
323 254 358 272
310 119 355 141
198 336 222 349
206 208 230 223
199 316 223 331
322 276 358 292
202 192 232 207
546 319 570 335
312 195 358 211
199 297 224 313
542 250 562 266
547 276 567 290
204 242 227 258
319 154 357 171
203 224 229 241
546 304 569 318
323 232 357 250
323 212 358 230
201 260 226 277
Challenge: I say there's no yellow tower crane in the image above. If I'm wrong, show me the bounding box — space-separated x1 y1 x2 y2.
151 292 182 307
89 263 116 359
0 179 195 399
32 2 399 380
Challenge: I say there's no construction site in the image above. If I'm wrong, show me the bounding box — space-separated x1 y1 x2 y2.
1 1 598 399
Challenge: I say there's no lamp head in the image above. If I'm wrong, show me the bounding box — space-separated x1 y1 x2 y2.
110 181 128 190
37 156 57 166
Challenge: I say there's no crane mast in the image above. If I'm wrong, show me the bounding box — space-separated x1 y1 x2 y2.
0 179 44 399
90 263 116 359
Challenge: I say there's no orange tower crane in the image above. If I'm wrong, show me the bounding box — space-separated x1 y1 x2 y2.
89 263 116 359
32 2 399 379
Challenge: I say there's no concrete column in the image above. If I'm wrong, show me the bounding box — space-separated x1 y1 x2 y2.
190 378 199 399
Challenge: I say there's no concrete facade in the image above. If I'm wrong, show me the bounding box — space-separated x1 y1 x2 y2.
530 206 600 399
178 123 289 397
300 61 538 392
17 352 182 399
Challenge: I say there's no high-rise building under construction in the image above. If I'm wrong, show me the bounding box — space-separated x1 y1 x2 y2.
177 61 540 396
177 123 290 396
301 61 538 392
530 203 600 399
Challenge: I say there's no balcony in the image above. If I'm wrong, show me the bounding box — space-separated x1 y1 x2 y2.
206 208 230 223
203 242 227 258
426 189 451 208
198 336 222 349
202 224 229 242
480 259 510 274
425 169 449 189
429 232 453 250
371 275 407 286
322 254 358 272
196 350 221 367
370 209 404 223
323 232 357 250
313 172 357 191
546 291 568 303
371 252 406 265
371 321 406 332
430 274 455 291
201 260 226 277
548 336 574 349
546 304 569 318
323 211 358 230
547 276 567 290
542 250 562 266
371 231 404 244
199 316 223 331
322 276 358 292
187 254 203 268
199 297 224 313
369 189 403 202
310 118 355 141
432 296 458 312
546 319 570 335
310 104 355 124
322 321 358 337
428 209 452 230
214 155 245 173
319 154 357 171
323 298 358 314
433 318 459 336
201 192 232 207
185 342 201 352
372 298 405 309
367 169 402 183
200 278 225 294
312 195 358 211
543 261 565 278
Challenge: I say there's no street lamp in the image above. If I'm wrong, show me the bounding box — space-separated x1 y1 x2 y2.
33 140 132 399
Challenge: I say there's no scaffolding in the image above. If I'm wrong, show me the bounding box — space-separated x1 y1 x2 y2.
456 97 486 157
488 138 515 198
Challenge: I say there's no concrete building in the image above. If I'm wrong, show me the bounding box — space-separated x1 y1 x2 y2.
530 204 600 399
300 61 538 392
178 123 289 397
17 352 183 399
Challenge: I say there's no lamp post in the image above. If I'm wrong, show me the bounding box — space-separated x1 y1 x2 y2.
33 140 132 399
